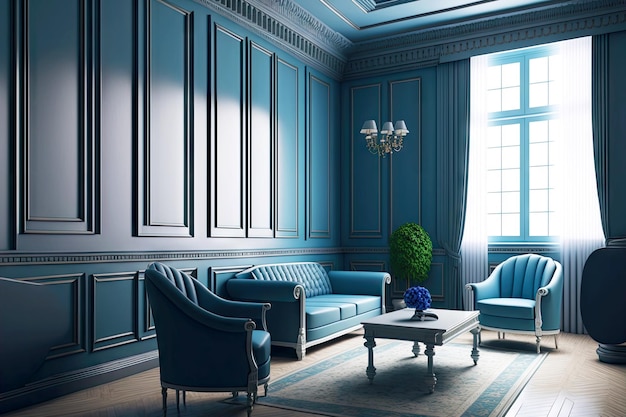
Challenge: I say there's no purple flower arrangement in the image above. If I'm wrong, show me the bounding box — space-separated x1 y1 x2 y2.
403 286 431 311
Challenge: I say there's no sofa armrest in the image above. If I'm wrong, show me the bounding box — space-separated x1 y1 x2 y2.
227 279 304 303
327 271 391 296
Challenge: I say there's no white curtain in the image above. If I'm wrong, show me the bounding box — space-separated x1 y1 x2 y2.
460 54 489 311
556 36 605 334
462 38 605 330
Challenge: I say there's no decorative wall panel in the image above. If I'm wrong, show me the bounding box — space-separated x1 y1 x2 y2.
210 24 246 237
136 0 193 237
26 273 86 358
92 272 138 351
275 58 299 238
20 0 98 234
350 83 382 238
0 0 12 249
308 73 331 239
389 77 422 231
210 265 250 297
247 42 274 237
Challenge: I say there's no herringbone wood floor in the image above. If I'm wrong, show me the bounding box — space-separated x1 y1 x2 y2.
4 330 625 417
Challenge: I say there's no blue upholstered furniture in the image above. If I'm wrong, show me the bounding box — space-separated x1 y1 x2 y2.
145 262 271 416
466 254 563 353
0 277 67 394
227 262 391 360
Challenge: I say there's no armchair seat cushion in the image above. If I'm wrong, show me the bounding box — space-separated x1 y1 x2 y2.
477 298 535 320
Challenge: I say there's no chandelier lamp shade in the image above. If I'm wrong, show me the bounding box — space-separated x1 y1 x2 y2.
360 120 409 157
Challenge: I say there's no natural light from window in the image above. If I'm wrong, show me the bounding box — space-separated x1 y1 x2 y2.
485 46 563 242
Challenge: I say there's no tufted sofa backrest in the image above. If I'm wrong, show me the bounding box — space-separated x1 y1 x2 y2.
496 254 558 299
147 262 199 305
237 262 332 298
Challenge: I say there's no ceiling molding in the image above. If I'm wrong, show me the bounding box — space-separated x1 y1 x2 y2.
193 0 350 79
196 0 626 80
344 0 626 78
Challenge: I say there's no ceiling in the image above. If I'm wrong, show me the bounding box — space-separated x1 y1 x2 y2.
290 0 572 44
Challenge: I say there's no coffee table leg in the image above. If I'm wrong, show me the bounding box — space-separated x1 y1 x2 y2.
424 344 437 393
470 326 480 365
412 341 420 357
364 335 377 383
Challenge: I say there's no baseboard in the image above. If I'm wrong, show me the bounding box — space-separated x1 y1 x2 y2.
0 350 159 414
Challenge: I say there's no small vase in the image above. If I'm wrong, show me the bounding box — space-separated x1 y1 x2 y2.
411 309 425 321
410 308 438 321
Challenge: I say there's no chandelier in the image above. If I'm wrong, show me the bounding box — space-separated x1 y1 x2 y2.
360 120 409 157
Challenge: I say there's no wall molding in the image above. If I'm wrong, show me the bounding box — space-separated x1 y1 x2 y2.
135 0 194 237
194 0 347 79
0 247 345 266
192 0 626 80
345 1 626 78
18 0 100 234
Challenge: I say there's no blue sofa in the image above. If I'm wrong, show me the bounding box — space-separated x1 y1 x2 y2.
227 262 391 360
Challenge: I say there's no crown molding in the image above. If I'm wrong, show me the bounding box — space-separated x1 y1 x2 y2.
195 0 626 80
193 0 349 79
344 0 626 79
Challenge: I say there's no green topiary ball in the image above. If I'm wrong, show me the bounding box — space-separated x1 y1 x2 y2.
389 222 433 284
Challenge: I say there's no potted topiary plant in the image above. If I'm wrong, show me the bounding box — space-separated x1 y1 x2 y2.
389 222 433 309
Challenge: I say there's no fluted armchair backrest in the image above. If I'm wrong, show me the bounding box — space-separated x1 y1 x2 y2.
148 261 200 305
492 254 559 299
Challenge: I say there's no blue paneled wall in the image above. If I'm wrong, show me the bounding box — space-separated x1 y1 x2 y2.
2 0 626 412
0 0 340 411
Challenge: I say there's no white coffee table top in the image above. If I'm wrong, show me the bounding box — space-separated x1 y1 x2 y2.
362 308 480 346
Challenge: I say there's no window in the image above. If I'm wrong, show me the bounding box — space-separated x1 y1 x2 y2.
486 46 562 242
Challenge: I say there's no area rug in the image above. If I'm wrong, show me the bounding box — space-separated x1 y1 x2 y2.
257 340 547 417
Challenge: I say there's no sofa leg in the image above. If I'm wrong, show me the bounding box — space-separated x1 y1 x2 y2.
554 334 559 350
295 329 306 360
536 336 541 353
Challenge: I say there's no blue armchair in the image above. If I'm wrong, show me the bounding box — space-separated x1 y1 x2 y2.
145 262 271 416
466 254 563 353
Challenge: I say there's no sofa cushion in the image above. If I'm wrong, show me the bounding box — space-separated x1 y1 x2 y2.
250 262 333 298
313 294 381 315
477 297 535 320
306 305 341 328
307 299 357 320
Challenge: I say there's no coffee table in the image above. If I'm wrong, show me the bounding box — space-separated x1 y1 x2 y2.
361 308 480 393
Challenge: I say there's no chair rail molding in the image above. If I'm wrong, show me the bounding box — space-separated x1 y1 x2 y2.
0 247 344 266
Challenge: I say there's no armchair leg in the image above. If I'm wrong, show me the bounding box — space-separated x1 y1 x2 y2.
246 391 255 417
161 387 167 417
554 334 559 350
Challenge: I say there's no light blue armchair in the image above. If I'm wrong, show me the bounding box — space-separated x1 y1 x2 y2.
466 254 563 353
145 262 271 416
